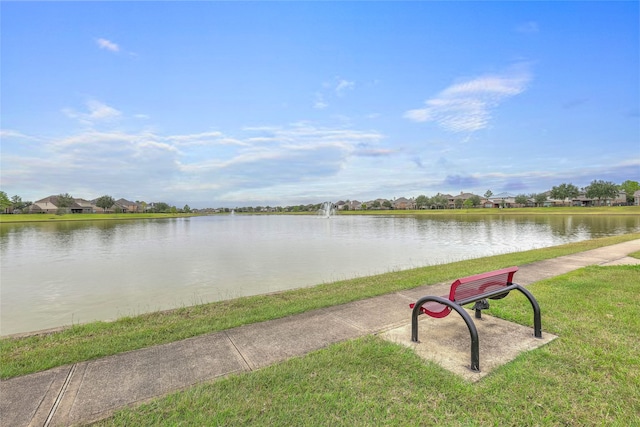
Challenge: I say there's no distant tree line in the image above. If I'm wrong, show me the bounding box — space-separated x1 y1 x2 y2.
548 180 638 206
1 179 638 214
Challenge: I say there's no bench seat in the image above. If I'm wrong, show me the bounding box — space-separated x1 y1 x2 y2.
409 266 542 372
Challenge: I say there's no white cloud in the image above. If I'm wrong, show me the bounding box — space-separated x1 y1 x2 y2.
96 38 120 52
1 114 392 205
404 66 531 133
335 79 354 96
165 131 228 145
63 100 122 125
86 100 122 120
0 129 38 140
314 93 328 109
313 77 355 109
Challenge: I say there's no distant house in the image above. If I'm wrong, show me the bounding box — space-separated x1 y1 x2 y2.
635 190 640 206
348 200 362 210
448 192 477 208
74 199 95 213
365 198 391 210
29 196 93 214
116 199 141 213
486 192 517 208
571 191 627 207
337 200 362 210
29 200 58 214
393 197 415 210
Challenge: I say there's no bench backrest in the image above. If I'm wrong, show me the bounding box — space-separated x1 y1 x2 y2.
449 266 518 303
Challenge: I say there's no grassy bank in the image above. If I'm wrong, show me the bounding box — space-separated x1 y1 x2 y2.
0 212 202 223
95 265 640 426
1 233 638 379
339 205 640 216
2 206 638 223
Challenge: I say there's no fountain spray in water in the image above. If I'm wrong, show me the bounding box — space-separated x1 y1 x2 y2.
318 201 337 218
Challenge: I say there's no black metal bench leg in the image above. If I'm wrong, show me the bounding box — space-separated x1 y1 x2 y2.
472 299 490 319
411 296 481 371
515 285 542 338
448 303 480 371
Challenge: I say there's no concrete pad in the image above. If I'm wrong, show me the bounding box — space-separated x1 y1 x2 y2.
226 310 363 370
0 365 71 427
50 332 247 426
327 293 419 333
600 256 640 266
381 310 557 382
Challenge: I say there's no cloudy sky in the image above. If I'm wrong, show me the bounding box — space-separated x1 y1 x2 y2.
1 2 638 208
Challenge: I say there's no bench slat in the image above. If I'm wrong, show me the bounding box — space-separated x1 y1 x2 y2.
449 266 518 303
410 266 519 318
409 300 451 318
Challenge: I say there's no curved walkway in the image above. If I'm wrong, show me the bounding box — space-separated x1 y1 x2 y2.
2 240 639 427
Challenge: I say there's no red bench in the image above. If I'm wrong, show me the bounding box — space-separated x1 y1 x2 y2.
410 266 542 372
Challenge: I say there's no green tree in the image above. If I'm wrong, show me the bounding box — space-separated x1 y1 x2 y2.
9 195 31 213
95 195 116 213
415 195 428 209
533 193 548 207
549 183 579 205
454 198 464 209
11 195 22 209
0 191 11 212
154 202 170 213
484 190 493 199
382 200 392 209
585 180 619 206
56 193 75 214
619 180 640 204
431 193 448 209
515 194 529 206
183 204 191 213
468 194 481 207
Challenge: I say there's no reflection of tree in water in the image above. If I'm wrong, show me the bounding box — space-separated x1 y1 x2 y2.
0 220 171 255
408 214 640 242
547 215 640 238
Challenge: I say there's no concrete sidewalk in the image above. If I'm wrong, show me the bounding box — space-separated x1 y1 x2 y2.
2 240 639 427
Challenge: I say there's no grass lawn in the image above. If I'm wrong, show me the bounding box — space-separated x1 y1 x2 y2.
0 213 200 223
2 206 638 223
1 233 639 380
94 265 640 426
339 205 640 216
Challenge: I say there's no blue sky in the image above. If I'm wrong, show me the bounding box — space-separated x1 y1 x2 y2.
1 1 638 208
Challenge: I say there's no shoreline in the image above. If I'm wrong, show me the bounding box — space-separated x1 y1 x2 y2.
2 233 638 340
0 212 203 223
1 206 639 223
2 233 639 381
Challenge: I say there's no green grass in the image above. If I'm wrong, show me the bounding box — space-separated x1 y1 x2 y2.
95 265 640 426
1 233 638 380
0 212 201 223
3 206 636 223
339 206 640 216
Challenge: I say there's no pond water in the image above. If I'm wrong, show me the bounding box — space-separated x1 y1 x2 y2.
1 214 639 335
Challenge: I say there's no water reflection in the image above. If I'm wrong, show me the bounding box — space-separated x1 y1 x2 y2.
1 214 638 335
